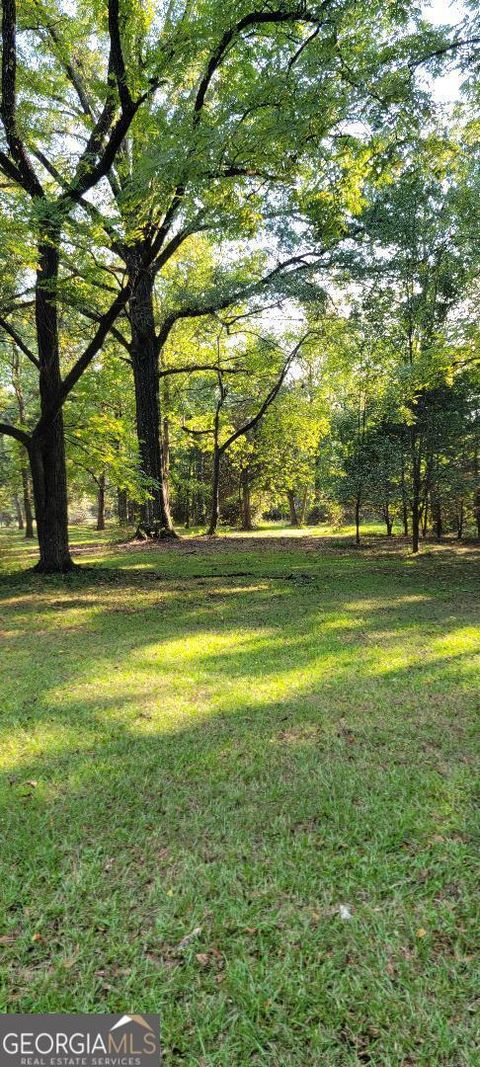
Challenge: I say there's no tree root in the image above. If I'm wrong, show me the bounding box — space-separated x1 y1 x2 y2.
132 523 179 541
32 558 78 574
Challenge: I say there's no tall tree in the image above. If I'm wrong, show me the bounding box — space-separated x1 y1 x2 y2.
0 0 158 570
36 0 427 537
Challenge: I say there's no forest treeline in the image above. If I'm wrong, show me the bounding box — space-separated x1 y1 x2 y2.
0 0 479 570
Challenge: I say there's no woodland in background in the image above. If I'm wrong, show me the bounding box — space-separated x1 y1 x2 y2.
1 0 480 569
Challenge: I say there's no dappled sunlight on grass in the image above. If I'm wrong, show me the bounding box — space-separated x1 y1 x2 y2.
0 531 479 1061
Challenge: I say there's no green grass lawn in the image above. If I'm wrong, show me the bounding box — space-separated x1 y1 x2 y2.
0 527 479 1065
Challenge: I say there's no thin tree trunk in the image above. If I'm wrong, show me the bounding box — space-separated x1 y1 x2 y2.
207 382 225 536
117 488 128 523
384 501 393 536
287 489 299 527
96 472 106 530
474 443 480 539
184 453 192 528
162 413 172 521
240 469 253 530
421 494 429 539
411 430 422 555
208 446 221 535
432 493 442 541
11 351 35 538
196 450 206 524
457 500 464 540
355 493 361 545
14 493 24 530
401 451 409 537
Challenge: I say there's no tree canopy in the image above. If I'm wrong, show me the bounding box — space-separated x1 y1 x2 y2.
0 0 479 565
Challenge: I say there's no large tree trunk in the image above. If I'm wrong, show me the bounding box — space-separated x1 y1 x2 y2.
96 472 106 530
29 417 72 573
21 465 34 538
128 262 175 536
31 230 73 573
287 489 299 527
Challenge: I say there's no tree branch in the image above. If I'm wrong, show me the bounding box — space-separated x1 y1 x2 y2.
193 6 320 122
0 420 31 445
159 362 247 378
59 284 132 405
1 0 43 196
220 334 308 452
108 0 134 112
0 315 40 368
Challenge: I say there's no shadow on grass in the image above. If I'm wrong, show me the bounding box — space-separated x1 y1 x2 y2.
0 538 478 1061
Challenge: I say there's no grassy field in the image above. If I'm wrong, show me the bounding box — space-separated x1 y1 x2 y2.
0 527 479 1065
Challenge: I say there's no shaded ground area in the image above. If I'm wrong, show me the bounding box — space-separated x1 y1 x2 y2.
0 529 479 1065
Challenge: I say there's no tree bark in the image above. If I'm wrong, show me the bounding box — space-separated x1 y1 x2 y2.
128 262 175 536
29 417 72 573
96 472 106 530
287 489 299 527
30 229 73 573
